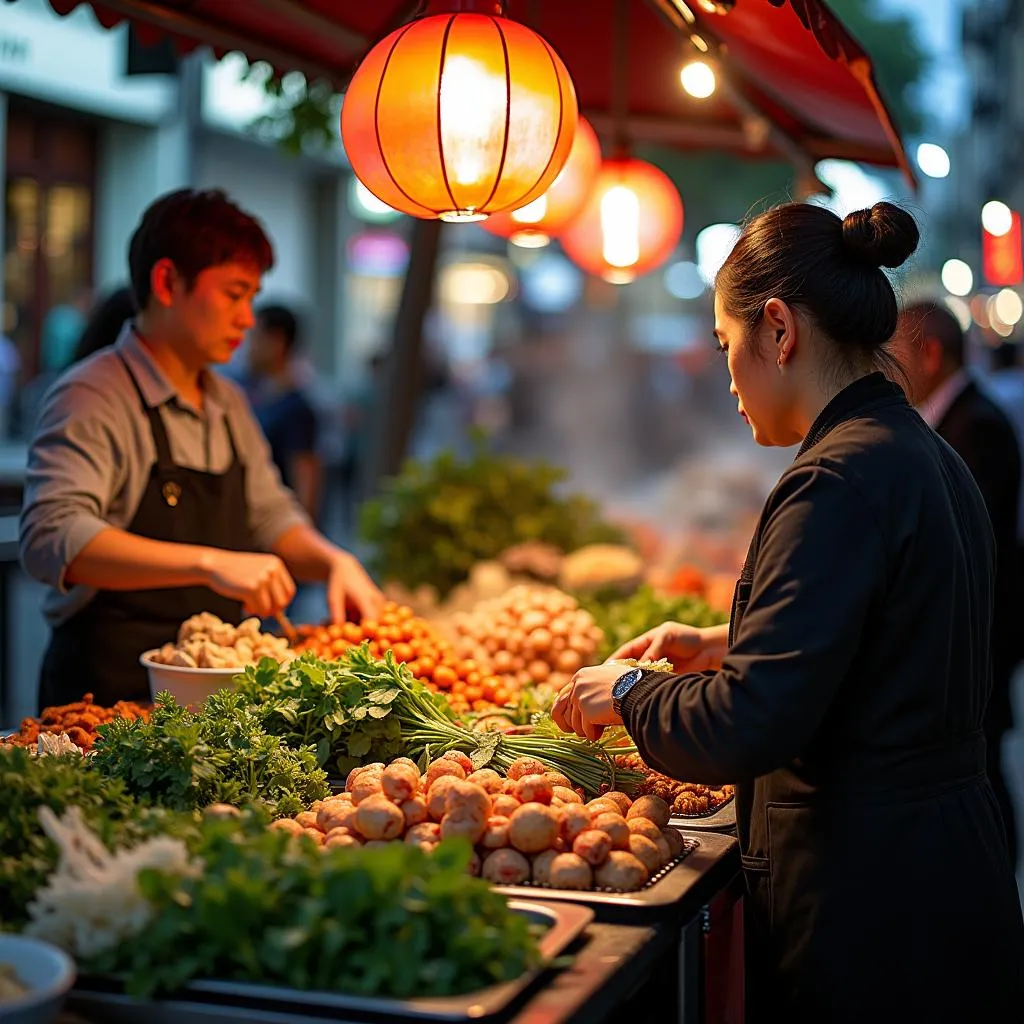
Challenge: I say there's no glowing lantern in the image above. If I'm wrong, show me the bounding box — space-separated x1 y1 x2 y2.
340 0 578 223
560 157 684 283
481 117 601 248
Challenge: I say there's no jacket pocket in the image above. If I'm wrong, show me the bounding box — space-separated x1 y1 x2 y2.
740 853 772 938
766 803 820 961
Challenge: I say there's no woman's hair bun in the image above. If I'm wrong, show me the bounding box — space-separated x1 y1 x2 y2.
841 202 919 270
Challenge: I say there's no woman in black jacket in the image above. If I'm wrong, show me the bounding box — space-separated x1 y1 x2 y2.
554 201 1024 1022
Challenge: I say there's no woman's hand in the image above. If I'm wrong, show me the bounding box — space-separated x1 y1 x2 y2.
326 551 385 624
608 621 727 673
551 663 625 742
200 549 296 619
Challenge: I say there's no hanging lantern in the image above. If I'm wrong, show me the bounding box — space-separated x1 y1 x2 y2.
481 117 601 248
340 1 578 224
560 157 684 284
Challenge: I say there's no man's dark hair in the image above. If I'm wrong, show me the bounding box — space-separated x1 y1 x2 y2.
256 305 301 353
901 300 966 368
128 189 274 310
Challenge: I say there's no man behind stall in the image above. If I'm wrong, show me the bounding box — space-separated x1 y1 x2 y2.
20 188 383 711
892 301 1022 864
242 305 322 521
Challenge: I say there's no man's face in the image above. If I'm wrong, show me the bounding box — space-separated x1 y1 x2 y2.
166 261 261 366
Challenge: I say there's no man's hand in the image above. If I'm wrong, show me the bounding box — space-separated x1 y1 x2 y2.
551 663 625 742
199 549 296 619
326 551 386 624
608 621 725 673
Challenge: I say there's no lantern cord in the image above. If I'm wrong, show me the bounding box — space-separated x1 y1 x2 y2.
611 0 630 155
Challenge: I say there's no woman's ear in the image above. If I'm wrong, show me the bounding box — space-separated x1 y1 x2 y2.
763 297 799 365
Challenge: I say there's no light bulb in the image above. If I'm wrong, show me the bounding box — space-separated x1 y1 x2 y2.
601 186 641 272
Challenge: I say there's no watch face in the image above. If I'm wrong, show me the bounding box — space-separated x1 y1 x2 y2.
612 667 643 700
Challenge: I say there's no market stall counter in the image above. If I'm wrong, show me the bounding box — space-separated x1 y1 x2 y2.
50 834 740 1024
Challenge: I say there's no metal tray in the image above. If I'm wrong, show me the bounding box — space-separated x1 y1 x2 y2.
67 900 593 1024
670 798 736 832
491 830 739 925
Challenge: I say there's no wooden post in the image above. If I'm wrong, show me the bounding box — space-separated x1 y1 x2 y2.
363 216 444 496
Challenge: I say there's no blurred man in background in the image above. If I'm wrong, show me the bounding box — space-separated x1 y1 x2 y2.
243 305 322 521
892 302 1022 864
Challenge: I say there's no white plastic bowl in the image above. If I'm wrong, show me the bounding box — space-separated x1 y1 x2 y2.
0 934 75 1024
140 650 242 706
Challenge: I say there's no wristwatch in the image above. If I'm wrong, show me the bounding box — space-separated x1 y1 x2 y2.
611 667 644 720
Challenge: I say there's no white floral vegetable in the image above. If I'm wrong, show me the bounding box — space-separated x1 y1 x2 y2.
24 807 199 959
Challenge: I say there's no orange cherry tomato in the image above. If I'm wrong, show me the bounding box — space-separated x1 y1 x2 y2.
464 685 483 703
417 656 437 678
434 665 458 690
391 643 414 663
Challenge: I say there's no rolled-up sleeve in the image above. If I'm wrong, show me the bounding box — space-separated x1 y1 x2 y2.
19 379 128 590
226 388 310 550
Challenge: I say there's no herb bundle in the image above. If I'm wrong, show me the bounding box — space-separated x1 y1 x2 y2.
90 689 329 816
244 645 642 795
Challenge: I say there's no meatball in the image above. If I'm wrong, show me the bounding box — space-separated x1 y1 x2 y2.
507 757 548 781
559 805 593 846
508 803 560 854
531 849 560 885
548 853 593 891
626 795 671 830
594 851 649 892
515 774 554 806
482 849 531 885
353 793 405 841
572 829 612 866
381 763 420 803
592 812 631 851
480 815 511 849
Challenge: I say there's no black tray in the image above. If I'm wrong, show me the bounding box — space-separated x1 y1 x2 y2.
67 900 592 1024
491 829 739 925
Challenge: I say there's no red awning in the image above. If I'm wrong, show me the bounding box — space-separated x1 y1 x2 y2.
23 0 914 184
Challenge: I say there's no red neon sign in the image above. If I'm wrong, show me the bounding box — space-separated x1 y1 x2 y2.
983 211 1024 286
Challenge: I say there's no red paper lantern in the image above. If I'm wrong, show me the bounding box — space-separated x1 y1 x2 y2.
481 117 601 248
560 157 684 283
340 1 578 223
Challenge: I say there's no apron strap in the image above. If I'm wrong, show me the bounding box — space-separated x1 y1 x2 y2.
116 351 176 472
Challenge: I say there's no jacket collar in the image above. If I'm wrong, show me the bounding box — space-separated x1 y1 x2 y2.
797 372 909 458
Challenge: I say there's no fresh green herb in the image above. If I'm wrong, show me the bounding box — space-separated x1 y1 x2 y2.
91 825 541 1000
579 585 728 660
237 653 423 777
90 689 329 816
359 437 627 597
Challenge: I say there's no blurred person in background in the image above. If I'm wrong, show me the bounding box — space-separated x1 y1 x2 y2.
891 302 1021 865
554 202 1024 1022
41 287 92 375
0 327 20 440
73 286 137 364
241 304 322 521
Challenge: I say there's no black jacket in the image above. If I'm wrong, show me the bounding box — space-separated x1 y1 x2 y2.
622 374 1024 1023
935 379 1022 728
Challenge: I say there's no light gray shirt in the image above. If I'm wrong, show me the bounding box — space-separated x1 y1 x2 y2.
20 326 310 626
